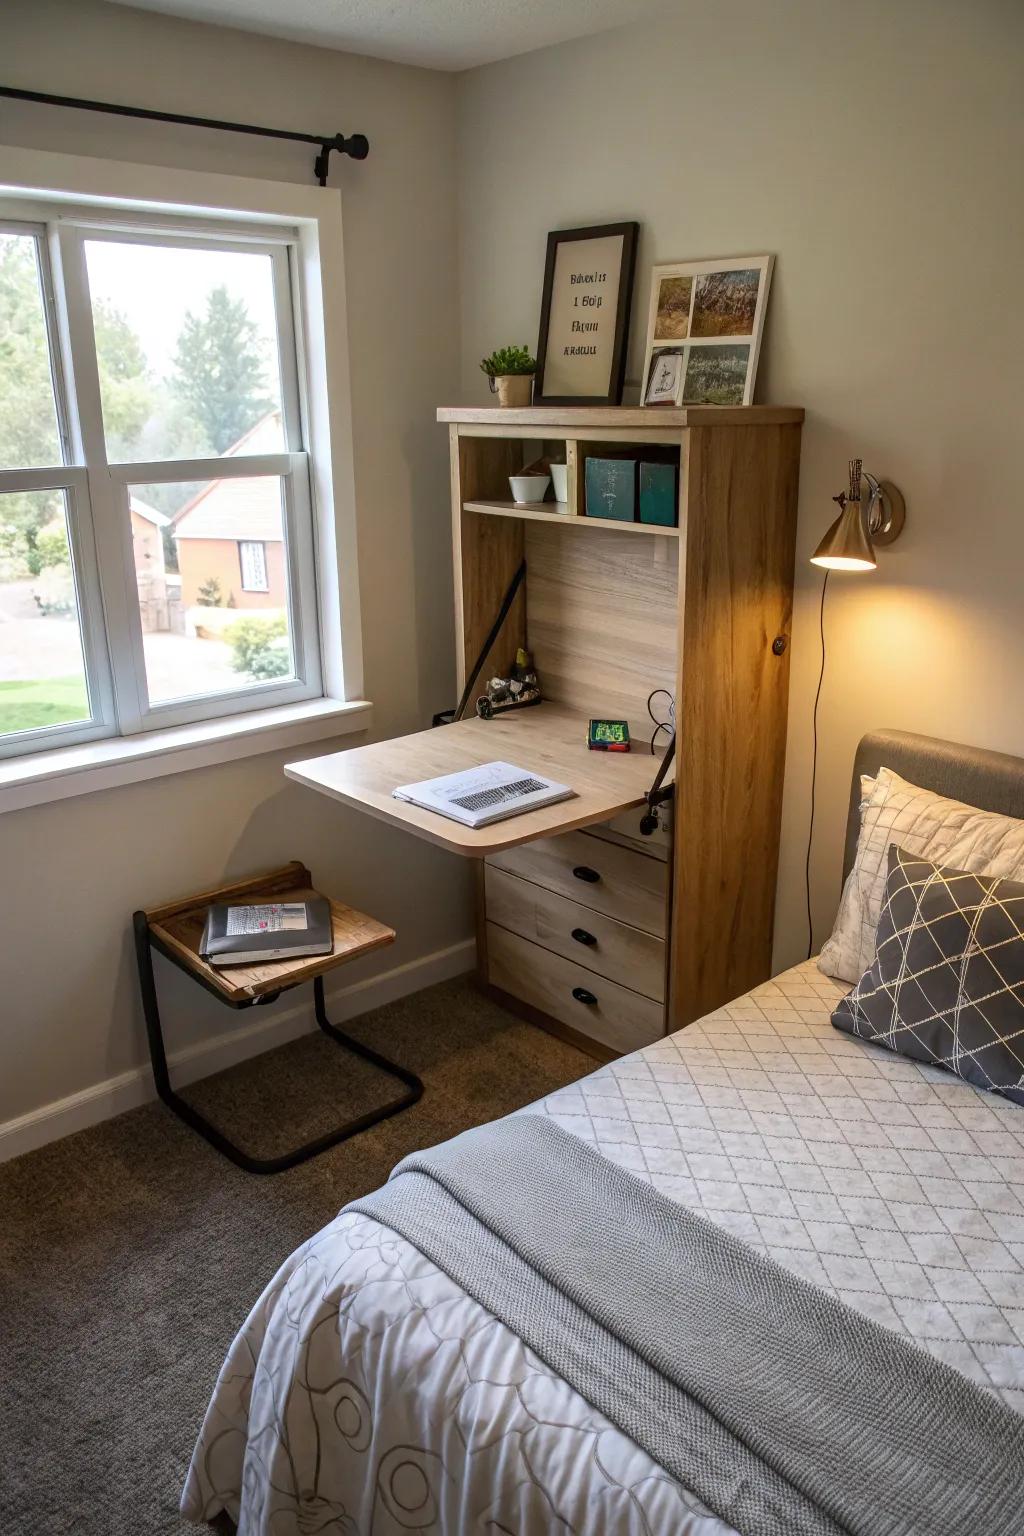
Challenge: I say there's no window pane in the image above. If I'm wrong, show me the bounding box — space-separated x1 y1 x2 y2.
130 476 295 705
0 489 90 737
0 232 63 470
84 240 286 462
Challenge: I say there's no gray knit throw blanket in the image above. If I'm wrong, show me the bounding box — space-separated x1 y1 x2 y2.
352 1114 1023 1536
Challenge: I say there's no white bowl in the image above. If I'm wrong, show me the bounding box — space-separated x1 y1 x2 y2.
509 474 550 505
550 463 569 503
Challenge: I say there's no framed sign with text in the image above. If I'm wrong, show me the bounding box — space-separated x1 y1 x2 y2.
534 222 638 406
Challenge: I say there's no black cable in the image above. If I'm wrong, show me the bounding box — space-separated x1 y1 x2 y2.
647 688 675 755
805 571 830 960
650 721 673 755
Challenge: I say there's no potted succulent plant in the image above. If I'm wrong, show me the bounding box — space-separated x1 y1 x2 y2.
480 344 537 408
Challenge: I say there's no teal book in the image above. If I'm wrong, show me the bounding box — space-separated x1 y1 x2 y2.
585 457 637 521
639 461 678 526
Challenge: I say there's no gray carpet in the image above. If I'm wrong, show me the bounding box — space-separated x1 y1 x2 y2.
0 977 592 1535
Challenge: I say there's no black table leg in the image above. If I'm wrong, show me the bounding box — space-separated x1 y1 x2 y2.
132 913 424 1175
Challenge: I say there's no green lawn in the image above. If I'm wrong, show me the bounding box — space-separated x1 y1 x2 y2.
0 675 89 734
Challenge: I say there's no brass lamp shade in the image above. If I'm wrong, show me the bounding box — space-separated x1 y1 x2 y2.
810 501 876 571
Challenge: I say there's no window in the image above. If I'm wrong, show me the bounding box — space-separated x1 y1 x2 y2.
0 210 323 760
239 540 269 594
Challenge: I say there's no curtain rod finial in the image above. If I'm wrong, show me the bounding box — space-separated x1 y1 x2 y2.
315 133 370 184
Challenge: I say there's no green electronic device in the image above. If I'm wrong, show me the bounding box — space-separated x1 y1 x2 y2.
587 718 631 752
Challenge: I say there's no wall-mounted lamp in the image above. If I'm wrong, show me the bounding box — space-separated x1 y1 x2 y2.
803 456 908 966
810 458 906 571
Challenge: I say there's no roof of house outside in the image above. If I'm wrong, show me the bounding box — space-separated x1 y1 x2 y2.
129 494 169 529
172 412 285 544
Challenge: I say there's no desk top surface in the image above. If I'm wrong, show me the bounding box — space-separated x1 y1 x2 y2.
285 704 667 857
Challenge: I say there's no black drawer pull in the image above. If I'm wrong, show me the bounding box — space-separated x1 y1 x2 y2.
571 928 597 947
572 865 601 883
572 986 598 1005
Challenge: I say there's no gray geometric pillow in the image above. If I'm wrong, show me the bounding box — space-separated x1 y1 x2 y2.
833 844 1024 1106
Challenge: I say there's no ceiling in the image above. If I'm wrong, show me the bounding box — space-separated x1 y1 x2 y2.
104 0 671 70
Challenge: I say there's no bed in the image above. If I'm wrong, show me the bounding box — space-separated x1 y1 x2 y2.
182 732 1024 1536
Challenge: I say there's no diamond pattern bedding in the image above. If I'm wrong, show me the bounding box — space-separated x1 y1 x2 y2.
183 961 1024 1534
539 961 1024 1410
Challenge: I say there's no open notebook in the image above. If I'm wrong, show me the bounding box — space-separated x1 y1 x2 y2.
393 761 575 829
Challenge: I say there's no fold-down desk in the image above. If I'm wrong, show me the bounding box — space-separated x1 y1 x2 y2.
285 702 659 857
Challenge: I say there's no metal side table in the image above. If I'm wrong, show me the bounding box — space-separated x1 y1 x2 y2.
133 860 422 1174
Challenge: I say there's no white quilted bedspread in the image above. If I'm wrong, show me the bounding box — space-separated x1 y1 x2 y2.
541 960 1024 1411
182 961 1024 1534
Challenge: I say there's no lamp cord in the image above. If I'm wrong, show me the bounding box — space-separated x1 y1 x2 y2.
805 571 830 961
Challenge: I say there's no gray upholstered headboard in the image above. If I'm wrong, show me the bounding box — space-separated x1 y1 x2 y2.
844 731 1024 881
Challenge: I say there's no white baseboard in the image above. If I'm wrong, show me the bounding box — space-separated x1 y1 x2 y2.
0 938 476 1165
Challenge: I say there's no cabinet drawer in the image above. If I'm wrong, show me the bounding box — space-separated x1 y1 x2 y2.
488 829 667 936
487 923 664 1055
485 865 665 1002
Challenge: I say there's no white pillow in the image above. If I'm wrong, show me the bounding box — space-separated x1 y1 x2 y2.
818 766 1024 983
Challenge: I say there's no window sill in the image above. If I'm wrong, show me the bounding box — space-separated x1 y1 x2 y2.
0 697 373 815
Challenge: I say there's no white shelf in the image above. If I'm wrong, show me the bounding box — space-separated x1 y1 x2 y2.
462 500 679 537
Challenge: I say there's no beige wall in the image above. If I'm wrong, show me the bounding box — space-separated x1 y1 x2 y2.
455 0 1024 970
0 0 470 1127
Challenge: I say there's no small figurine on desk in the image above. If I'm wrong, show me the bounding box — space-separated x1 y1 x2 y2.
476 647 542 719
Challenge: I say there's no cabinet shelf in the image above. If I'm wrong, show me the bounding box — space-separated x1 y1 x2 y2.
462 499 680 536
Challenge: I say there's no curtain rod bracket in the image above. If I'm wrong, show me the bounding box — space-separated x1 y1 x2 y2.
314 133 369 186
0 86 370 185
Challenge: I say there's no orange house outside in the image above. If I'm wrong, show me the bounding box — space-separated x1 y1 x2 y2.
172 413 288 612
175 527 286 611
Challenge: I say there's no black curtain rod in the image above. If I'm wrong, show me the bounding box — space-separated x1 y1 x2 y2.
0 85 369 186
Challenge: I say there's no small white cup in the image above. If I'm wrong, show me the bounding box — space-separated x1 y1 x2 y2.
509 474 550 505
550 463 569 504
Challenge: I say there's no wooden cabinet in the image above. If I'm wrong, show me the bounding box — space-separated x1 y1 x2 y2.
441 405 803 1056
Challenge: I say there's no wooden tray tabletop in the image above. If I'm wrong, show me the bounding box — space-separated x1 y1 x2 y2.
143 860 395 1003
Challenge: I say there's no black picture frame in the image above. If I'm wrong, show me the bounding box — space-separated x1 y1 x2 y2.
534 222 639 407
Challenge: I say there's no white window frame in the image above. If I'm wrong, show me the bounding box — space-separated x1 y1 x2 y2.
0 146 365 787
0 222 115 758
